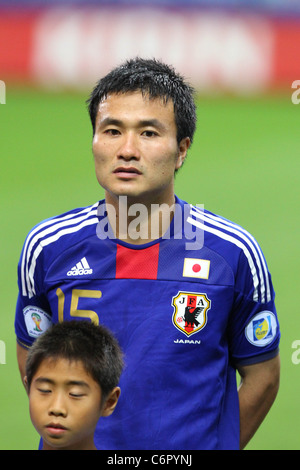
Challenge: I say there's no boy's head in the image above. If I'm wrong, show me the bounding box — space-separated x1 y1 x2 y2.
87 57 197 146
24 321 124 450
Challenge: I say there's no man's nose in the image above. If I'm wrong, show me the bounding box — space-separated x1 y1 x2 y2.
117 132 141 160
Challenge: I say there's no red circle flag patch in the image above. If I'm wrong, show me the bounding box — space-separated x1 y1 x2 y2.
183 258 210 279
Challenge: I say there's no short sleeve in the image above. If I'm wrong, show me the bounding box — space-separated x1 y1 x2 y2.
228 248 280 366
14 232 53 349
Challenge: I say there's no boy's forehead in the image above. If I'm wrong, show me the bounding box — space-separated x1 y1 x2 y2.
33 357 92 383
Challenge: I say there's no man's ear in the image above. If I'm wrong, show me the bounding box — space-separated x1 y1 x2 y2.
101 387 121 417
175 137 191 171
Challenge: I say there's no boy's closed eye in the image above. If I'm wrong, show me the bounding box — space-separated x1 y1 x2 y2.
69 391 87 398
37 387 52 394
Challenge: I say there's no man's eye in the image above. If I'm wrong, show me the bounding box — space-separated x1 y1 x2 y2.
105 129 120 136
38 388 51 394
142 131 158 137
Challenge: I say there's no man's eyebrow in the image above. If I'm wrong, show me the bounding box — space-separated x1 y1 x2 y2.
98 117 167 131
98 117 123 128
139 119 167 131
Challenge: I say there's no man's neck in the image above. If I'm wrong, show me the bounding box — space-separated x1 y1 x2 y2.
105 193 176 245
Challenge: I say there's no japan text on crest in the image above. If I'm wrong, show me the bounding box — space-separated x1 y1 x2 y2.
172 291 211 337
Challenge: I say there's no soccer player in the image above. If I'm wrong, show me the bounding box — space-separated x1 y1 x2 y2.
15 57 280 450
24 320 123 450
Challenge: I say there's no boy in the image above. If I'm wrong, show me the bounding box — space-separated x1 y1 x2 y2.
24 320 123 450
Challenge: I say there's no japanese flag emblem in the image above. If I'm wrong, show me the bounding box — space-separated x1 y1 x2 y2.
172 291 211 337
183 258 210 279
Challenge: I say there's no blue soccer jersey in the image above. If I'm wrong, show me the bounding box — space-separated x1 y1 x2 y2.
15 196 280 450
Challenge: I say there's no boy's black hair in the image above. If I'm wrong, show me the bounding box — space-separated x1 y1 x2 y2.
86 57 197 146
25 321 124 401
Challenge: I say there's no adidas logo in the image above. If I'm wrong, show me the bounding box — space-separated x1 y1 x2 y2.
67 257 93 276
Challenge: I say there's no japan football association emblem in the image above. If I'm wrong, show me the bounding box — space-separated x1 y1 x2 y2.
172 291 211 337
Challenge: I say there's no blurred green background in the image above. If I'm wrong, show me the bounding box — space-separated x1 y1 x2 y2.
0 88 299 449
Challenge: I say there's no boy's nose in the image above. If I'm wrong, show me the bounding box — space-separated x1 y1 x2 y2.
48 393 67 417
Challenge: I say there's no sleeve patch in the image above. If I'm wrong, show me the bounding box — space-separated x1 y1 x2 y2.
245 311 277 347
23 306 52 338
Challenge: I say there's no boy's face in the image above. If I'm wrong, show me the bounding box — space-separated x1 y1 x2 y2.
27 357 119 450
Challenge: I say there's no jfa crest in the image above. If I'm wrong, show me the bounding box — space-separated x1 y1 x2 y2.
172 292 211 337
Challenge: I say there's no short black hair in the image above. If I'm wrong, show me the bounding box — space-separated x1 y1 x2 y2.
86 57 197 145
25 321 124 401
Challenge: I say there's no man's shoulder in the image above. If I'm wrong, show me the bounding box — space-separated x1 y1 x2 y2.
19 201 100 298
185 200 258 251
26 202 99 238
185 200 272 303
31 202 99 230
20 201 100 268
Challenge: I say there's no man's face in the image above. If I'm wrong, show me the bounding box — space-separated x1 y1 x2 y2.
92 91 190 207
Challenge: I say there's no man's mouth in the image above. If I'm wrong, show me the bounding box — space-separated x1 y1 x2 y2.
113 167 142 178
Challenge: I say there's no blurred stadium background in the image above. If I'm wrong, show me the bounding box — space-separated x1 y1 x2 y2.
0 0 299 450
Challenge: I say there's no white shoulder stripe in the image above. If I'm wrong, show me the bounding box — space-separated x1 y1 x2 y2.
187 215 260 302
196 208 271 303
22 207 98 295
187 205 271 303
27 217 98 298
21 204 98 298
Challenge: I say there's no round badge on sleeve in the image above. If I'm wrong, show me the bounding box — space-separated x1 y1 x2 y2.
245 311 277 347
23 305 52 338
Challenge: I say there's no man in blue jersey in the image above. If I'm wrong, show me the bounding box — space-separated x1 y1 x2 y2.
15 58 280 450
